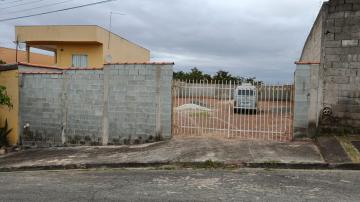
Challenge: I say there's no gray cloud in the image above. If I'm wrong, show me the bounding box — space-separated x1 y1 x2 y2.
0 0 325 82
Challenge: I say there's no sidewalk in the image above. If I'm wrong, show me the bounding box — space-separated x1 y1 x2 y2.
316 135 360 164
0 137 325 171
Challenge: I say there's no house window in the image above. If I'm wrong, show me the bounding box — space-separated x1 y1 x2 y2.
72 54 88 67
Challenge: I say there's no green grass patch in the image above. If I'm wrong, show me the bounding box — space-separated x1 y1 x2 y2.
157 165 178 170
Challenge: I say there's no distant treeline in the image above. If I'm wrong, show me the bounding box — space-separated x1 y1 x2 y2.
173 67 262 84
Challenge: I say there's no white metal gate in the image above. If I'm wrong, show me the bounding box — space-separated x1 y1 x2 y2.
172 80 294 142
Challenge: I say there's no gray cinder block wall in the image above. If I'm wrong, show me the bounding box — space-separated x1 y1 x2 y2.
19 63 173 146
19 73 64 146
297 0 360 136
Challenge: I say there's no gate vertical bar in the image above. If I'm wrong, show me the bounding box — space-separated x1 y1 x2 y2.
275 84 279 141
211 80 215 133
254 81 258 139
174 80 177 135
180 80 184 135
227 80 232 138
290 84 293 139
252 81 255 139
284 85 288 137
280 85 284 141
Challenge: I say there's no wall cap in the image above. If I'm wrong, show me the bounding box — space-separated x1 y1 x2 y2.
19 72 63 74
105 62 175 65
19 62 100 70
295 61 320 65
0 64 18 71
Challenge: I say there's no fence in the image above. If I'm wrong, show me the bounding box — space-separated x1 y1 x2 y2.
172 80 294 142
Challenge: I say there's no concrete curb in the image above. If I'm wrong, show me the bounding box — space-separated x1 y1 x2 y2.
1 161 360 172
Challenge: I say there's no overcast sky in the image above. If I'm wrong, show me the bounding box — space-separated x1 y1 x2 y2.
0 0 325 82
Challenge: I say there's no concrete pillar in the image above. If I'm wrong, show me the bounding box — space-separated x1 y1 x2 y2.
102 66 110 145
61 72 69 144
308 64 321 135
155 65 162 139
293 63 320 138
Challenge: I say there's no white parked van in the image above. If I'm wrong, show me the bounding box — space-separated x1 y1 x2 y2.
233 83 257 113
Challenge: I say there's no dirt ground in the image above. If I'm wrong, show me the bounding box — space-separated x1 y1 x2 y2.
174 98 293 142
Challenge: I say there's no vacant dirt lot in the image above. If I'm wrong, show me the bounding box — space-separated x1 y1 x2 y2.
174 98 293 142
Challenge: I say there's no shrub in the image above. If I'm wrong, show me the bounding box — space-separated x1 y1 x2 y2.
0 86 12 108
0 119 12 147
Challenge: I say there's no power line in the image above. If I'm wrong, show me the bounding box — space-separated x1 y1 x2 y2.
0 0 25 4
0 0 47 9
0 0 116 22
1 0 76 15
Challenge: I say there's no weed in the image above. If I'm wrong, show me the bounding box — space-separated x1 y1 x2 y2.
336 136 360 163
203 159 224 169
263 160 281 164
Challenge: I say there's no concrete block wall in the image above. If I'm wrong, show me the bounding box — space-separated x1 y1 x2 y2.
19 73 64 146
64 70 104 145
320 0 360 133
297 0 360 136
107 64 173 144
300 6 323 62
19 63 173 146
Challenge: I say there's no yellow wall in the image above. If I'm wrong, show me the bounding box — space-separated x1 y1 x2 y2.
0 47 54 65
15 25 150 68
16 26 100 43
56 44 103 67
0 70 19 145
98 29 150 63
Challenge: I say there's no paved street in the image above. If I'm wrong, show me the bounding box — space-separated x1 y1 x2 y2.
0 168 359 202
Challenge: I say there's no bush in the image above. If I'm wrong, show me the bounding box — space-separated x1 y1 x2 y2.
0 86 12 108
0 119 12 147
0 85 12 147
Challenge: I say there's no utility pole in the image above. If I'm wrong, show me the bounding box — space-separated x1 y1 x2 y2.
13 36 19 63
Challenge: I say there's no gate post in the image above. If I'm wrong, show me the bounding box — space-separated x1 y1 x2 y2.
227 81 232 138
171 80 177 137
293 63 320 138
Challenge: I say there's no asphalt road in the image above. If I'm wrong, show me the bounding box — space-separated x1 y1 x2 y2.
0 168 359 202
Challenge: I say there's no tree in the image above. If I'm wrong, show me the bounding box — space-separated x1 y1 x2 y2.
187 68 204 80
173 67 211 81
173 71 187 80
212 70 242 82
0 86 12 108
173 68 262 84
